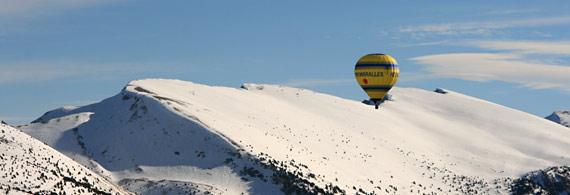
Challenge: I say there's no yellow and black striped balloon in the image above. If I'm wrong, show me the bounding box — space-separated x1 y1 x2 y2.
354 53 399 105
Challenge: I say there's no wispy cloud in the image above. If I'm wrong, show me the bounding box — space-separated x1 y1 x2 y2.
0 61 145 85
0 116 35 124
399 16 570 38
54 100 99 107
396 40 448 47
397 72 442 83
410 52 570 92
0 0 117 18
482 9 538 16
281 78 354 87
465 40 570 55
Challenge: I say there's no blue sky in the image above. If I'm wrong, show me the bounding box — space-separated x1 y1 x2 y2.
1 0 569 124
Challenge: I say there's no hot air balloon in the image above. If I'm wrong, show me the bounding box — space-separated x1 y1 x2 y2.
354 53 399 109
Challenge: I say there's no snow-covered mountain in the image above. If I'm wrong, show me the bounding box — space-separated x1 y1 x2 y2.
546 110 570 128
18 79 570 194
31 106 78 123
0 123 132 194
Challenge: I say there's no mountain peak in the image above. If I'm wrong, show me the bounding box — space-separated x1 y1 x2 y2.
546 110 570 128
31 106 79 123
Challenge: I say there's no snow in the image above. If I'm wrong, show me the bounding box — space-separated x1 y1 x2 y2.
18 78 570 194
116 165 247 193
31 106 79 123
511 166 570 194
546 110 570 128
0 123 132 194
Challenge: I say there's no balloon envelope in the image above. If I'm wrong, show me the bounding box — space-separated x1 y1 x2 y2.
354 53 399 103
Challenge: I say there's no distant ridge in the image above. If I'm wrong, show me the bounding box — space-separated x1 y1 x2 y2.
546 110 570 128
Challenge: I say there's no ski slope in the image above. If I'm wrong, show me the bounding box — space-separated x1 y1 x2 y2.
18 79 570 194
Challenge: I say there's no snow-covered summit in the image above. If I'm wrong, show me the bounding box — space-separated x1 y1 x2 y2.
546 110 570 128
19 78 570 194
31 106 79 123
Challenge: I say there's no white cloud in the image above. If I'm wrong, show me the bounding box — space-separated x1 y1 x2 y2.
0 116 35 124
0 61 142 85
0 0 119 39
0 116 33 121
466 40 570 55
0 0 119 20
410 53 570 92
396 40 448 47
55 100 99 107
399 16 570 38
282 78 354 87
483 9 538 15
397 72 441 83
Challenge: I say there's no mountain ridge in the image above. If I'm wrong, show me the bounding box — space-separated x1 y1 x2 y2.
18 78 570 194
